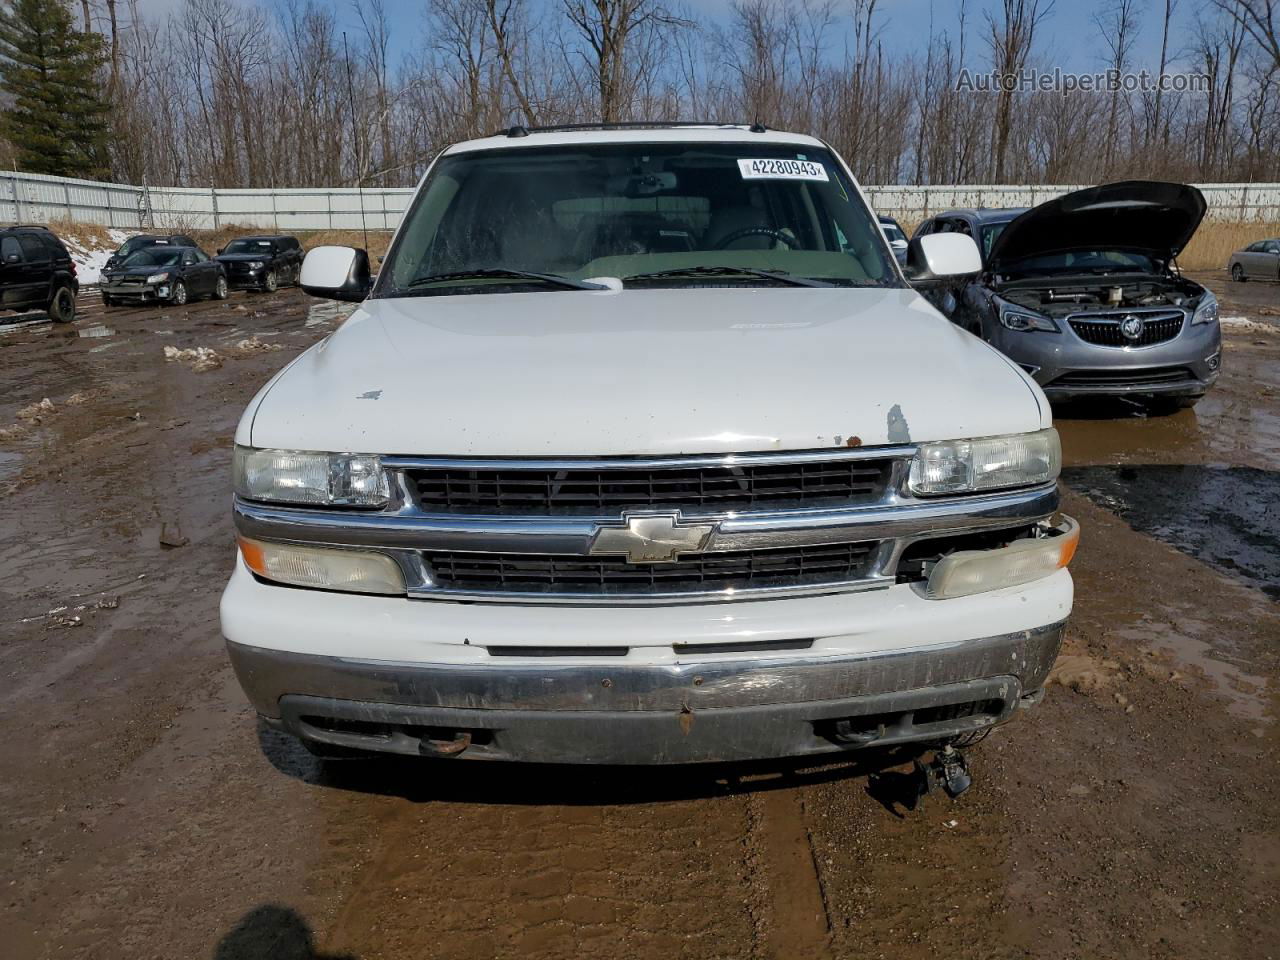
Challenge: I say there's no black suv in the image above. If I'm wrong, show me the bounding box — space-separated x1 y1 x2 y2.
0 226 79 323
214 235 303 292
104 234 199 272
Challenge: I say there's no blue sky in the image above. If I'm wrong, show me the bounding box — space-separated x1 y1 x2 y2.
137 0 1204 76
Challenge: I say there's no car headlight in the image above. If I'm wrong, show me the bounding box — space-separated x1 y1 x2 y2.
146 272 171 284
248 261 264 270
1192 294 1219 325
233 446 390 506
238 536 404 594
999 308 1059 333
908 428 1061 496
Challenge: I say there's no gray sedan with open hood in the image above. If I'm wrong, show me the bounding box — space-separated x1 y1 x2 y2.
940 181 1221 409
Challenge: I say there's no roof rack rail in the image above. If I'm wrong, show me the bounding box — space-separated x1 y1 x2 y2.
496 121 769 138
2 223 54 230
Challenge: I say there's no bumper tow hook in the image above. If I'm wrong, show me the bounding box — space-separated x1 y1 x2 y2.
418 732 472 757
914 744 973 801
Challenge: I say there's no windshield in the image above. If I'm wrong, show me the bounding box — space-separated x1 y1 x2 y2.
380 142 898 295
980 223 1010 262
1001 249 1156 275
224 239 274 255
123 248 183 267
881 222 905 243
117 237 167 257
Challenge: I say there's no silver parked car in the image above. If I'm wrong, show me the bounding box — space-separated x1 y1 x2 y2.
1228 238 1280 282
929 181 1221 410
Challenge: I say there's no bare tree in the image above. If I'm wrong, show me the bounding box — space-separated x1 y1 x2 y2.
562 0 685 121
986 0 1053 182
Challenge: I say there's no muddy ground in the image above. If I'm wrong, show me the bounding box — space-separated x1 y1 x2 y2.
1 270 1277 960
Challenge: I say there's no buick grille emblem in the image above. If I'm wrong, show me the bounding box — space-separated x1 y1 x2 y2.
589 513 716 564
1120 314 1144 341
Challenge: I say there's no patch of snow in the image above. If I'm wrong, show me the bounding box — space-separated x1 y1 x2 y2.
1221 314 1280 335
63 228 130 286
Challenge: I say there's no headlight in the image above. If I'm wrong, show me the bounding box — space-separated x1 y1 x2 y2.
233 446 390 506
999 308 1059 333
926 517 1078 599
1192 295 1219 325
146 272 171 284
909 428 1061 496
248 261 264 270
238 536 404 594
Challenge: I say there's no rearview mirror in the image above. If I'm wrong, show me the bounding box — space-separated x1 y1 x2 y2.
300 245 372 302
903 233 981 285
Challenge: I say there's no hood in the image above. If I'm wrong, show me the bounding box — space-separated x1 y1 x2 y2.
987 180 1206 271
243 287 1047 456
109 263 178 277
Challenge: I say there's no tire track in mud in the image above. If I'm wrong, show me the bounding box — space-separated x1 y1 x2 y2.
318 771 764 960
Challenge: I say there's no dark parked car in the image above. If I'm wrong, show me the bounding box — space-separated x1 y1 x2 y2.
1228 238 1280 282
0 225 79 323
923 181 1220 410
104 234 199 272
878 215 908 265
214 235 303 292
100 245 227 306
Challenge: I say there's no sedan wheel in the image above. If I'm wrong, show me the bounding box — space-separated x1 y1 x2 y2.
214 276 229 300
171 281 188 306
263 270 278 293
1232 263 1246 282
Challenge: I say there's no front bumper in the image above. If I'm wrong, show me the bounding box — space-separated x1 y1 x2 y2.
222 559 1072 763
101 282 169 302
229 623 1064 763
987 316 1222 400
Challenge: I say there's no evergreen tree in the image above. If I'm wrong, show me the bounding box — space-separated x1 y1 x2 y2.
0 0 110 178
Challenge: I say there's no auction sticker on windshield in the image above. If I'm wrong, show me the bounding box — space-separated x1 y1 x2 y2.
738 158 829 181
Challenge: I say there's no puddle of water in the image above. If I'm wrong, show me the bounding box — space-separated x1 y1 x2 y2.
1064 464 1280 600
88 340 128 354
1114 620 1271 723
306 301 357 328
78 325 115 339
0 449 21 483
0 316 50 335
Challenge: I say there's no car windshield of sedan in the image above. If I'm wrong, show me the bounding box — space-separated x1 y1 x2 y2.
381 142 899 294
1003 249 1155 275
224 239 274 254
117 237 168 258
124 249 183 267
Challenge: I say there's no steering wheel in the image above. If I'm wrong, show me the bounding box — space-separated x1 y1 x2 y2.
713 227 798 250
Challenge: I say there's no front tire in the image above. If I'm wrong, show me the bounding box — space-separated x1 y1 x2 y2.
48 285 76 323
101 293 114 307
263 270 278 293
214 275 228 300
171 280 188 306
1232 263 1246 282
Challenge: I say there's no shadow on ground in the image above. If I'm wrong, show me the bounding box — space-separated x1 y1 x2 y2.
214 905 355 960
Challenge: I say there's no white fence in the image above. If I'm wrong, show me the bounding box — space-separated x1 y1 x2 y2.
3 169 1279 231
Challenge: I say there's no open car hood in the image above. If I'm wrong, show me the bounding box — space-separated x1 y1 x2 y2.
987 180 1206 271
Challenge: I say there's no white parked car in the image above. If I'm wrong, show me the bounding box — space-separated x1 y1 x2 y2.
221 124 1076 773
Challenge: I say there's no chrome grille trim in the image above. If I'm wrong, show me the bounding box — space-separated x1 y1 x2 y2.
232 481 1059 605
1066 308 1185 348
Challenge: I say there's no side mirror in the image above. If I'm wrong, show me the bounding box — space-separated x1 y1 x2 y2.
216 247 223 255
4 253 20 264
300 245 372 302
903 233 981 285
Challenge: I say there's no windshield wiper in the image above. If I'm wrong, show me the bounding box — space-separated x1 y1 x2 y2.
402 268 606 292
623 266 834 288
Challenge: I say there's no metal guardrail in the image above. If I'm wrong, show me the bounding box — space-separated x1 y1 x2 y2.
3 170 1279 230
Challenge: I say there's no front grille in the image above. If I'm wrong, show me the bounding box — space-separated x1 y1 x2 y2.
1068 311 1184 347
1049 366 1194 388
407 458 894 515
423 541 881 595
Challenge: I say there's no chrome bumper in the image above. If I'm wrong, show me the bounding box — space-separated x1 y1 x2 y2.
227 620 1066 763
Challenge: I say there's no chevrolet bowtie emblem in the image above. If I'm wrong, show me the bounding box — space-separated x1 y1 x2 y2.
589 513 716 564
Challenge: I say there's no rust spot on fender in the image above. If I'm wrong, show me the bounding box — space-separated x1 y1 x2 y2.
679 703 694 735
845 435 862 448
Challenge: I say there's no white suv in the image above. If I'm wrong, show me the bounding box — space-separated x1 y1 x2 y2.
221 124 1076 765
